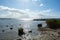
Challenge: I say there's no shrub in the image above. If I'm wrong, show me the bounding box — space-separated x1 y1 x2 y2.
46 19 60 29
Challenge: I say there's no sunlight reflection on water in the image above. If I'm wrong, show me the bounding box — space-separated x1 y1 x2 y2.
0 20 46 40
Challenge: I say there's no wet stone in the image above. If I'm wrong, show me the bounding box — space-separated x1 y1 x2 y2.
28 30 32 33
29 39 31 40
10 28 13 30
18 28 25 36
58 32 60 34
2 30 5 32
38 24 42 28
17 39 21 40
58 35 60 37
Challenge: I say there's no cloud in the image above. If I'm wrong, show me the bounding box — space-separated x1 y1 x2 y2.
23 0 30 2
0 6 41 19
0 6 25 14
39 9 60 18
17 0 30 4
32 0 43 7
0 6 59 19
39 3 43 7
0 6 29 19
32 0 38 2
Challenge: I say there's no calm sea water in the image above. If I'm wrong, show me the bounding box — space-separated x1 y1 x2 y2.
0 20 47 40
20 20 46 32
20 20 46 35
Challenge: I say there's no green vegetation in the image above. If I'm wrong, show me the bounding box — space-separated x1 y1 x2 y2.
46 19 60 29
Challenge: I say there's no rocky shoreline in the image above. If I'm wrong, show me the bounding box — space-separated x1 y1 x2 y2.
16 19 60 40
16 27 60 40
39 29 60 40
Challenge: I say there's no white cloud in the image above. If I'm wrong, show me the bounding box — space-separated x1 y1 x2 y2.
0 6 24 13
32 0 43 7
40 9 52 13
39 9 60 18
18 0 30 4
0 6 59 19
23 0 30 2
0 6 40 19
40 3 43 7
0 6 29 19
32 0 38 2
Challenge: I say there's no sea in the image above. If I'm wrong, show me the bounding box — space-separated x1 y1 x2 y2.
0 18 47 40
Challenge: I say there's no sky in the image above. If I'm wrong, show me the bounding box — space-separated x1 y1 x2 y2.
0 0 60 19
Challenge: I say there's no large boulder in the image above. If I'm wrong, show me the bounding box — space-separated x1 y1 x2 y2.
37 24 42 28
18 28 25 36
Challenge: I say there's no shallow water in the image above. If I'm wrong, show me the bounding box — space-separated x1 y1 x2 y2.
17 21 46 40
0 20 47 40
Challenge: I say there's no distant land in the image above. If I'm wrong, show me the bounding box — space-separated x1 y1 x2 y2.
33 18 60 21
0 18 60 21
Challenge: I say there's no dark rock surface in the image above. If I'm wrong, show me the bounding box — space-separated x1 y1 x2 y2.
18 28 25 36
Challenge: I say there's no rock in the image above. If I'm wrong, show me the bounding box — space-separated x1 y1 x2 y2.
2 30 5 32
37 24 42 28
58 32 60 34
37 27 60 40
28 30 32 33
10 27 13 30
17 38 21 40
39 31 60 40
38 27 57 32
18 28 25 36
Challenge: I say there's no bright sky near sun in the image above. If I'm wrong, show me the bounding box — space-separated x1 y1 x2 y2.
0 0 60 19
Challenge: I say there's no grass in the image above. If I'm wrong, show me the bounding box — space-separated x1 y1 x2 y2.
46 19 60 29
